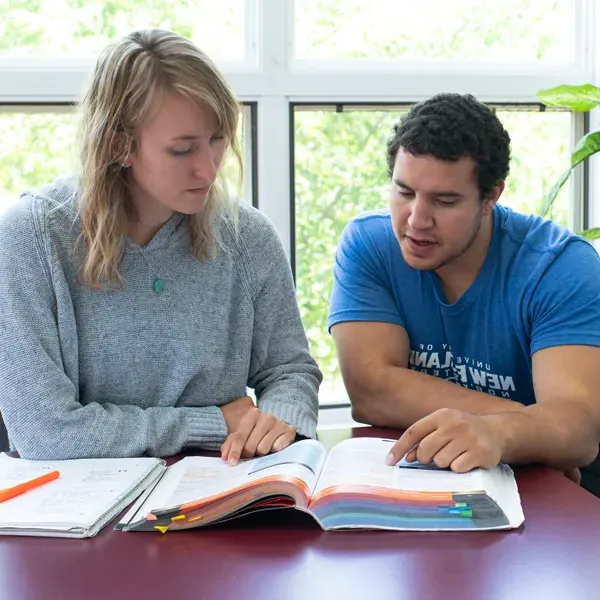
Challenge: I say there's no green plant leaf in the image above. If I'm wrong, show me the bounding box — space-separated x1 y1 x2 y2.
540 130 600 217
572 130 600 167
538 84 600 112
539 167 571 217
580 228 600 241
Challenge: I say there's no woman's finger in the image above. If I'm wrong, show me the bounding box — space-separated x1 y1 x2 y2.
242 412 278 458
226 408 259 466
255 422 294 456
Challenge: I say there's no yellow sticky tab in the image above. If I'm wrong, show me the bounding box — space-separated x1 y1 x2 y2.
171 515 185 521
189 515 203 522
154 525 169 534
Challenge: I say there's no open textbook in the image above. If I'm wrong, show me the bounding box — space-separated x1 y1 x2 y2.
119 437 524 532
0 454 165 538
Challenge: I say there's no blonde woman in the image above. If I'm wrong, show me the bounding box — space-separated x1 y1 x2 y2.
0 29 321 462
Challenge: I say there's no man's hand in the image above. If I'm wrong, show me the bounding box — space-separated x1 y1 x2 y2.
563 468 582 485
220 405 296 466
385 408 506 473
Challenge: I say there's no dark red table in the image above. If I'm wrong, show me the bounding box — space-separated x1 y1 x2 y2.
1 426 599 600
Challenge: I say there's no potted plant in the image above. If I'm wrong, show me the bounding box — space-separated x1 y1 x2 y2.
537 83 600 240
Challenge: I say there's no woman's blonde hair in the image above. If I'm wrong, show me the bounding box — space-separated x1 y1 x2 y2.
76 29 242 288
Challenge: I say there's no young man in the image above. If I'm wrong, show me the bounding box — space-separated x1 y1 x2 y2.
329 93 600 486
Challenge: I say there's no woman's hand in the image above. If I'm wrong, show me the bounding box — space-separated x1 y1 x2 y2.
220 403 296 466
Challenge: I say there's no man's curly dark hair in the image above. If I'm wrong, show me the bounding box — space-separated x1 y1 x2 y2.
387 94 511 198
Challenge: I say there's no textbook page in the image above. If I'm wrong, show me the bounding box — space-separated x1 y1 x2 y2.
123 439 327 525
0 454 164 536
311 437 524 527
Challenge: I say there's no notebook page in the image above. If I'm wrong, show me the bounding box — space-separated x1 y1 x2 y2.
0 454 163 530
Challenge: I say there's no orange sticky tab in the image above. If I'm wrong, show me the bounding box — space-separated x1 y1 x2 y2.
154 525 169 534
146 513 158 521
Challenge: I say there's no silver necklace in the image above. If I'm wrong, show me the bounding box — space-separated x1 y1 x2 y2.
132 215 182 294
139 249 168 294
138 231 176 294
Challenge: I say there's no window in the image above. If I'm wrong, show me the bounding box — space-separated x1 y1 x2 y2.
2 0 596 413
0 0 251 62
0 105 255 215
0 109 77 213
295 0 576 64
497 108 572 224
294 105 573 404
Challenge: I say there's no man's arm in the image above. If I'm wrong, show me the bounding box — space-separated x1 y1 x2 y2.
485 345 600 469
332 321 525 428
385 344 600 471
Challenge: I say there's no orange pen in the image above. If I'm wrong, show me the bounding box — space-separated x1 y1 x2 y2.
0 470 60 503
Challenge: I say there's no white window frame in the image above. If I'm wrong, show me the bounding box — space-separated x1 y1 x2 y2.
0 0 596 416
1 0 595 244
587 0 600 233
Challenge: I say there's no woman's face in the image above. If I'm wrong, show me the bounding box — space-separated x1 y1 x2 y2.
126 91 227 222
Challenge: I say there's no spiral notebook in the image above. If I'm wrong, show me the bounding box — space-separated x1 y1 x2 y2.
0 453 165 538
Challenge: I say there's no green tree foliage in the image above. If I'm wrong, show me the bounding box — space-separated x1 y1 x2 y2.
0 112 77 203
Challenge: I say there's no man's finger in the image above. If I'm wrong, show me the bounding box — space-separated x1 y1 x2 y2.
414 429 455 465
564 468 581 485
449 451 482 474
385 415 440 465
405 446 418 463
430 439 467 469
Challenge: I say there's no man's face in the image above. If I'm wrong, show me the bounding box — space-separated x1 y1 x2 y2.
390 149 495 272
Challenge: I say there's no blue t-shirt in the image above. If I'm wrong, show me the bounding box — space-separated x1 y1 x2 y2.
328 204 600 406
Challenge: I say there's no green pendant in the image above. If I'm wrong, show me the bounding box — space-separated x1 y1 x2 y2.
154 279 164 294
